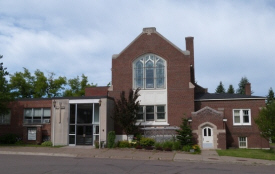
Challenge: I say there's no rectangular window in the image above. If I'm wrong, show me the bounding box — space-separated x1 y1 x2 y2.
146 106 154 121
233 109 251 125
156 106 165 120
239 137 247 148
24 108 51 124
137 107 144 120
0 110 11 124
137 105 166 122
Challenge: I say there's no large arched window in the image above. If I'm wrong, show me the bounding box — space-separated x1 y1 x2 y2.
133 54 166 89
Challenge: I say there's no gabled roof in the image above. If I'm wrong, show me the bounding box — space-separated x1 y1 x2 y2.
195 93 265 101
112 27 190 59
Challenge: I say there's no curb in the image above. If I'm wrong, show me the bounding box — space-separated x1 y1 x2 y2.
0 151 77 158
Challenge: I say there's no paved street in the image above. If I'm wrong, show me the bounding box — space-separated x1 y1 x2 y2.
1 146 275 166
1 154 275 174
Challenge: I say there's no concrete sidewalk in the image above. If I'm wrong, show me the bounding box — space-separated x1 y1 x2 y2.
0 146 275 166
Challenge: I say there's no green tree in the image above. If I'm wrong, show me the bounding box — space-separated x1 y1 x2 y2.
9 67 34 98
33 70 48 98
0 55 13 115
112 88 140 140
10 68 67 98
255 101 275 142
215 81 225 93
46 72 67 98
176 117 193 146
266 88 275 106
227 84 235 94
236 77 250 95
64 74 96 97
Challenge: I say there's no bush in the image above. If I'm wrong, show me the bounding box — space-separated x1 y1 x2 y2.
154 142 163 149
107 131 116 148
94 141 99 148
162 141 173 149
118 140 130 148
140 137 155 147
0 134 18 144
192 144 201 154
172 141 181 150
41 141 52 146
182 145 192 152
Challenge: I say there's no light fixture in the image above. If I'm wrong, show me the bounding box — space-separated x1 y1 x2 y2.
53 100 56 108
99 99 102 106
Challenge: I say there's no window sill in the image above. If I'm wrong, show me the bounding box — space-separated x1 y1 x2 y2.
233 124 251 126
136 121 169 126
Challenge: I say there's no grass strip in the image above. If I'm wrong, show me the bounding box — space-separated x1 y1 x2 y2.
217 149 275 161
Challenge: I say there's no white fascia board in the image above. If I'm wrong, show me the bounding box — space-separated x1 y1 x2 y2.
69 99 100 103
194 98 266 102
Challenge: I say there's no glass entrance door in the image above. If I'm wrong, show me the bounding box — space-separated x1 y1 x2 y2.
76 125 93 145
69 103 100 146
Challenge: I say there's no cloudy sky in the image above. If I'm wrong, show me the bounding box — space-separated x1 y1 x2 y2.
0 0 275 96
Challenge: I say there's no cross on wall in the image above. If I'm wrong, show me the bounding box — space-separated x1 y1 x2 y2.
54 101 65 124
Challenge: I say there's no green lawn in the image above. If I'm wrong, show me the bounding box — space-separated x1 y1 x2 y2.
216 148 275 161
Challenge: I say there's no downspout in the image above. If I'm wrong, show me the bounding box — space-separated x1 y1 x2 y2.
52 100 56 146
99 99 101 149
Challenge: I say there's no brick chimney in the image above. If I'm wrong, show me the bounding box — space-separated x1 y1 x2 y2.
245 83 251 96
185 37 195 83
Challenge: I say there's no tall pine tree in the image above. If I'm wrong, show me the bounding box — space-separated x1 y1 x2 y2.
227 84 235 94
215 81 225 94
266 87 275 106
236 77 250 94
176 118 193 146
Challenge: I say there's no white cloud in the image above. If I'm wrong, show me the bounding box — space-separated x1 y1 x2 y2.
0 0 275 96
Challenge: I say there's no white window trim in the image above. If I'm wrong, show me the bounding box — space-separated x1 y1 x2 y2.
136 105 166 123
239 137 247 148
233 109 251 126
133 54 166 90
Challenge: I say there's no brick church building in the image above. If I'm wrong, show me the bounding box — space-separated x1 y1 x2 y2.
0 27 269 149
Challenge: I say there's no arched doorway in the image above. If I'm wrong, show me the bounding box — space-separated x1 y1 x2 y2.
202 127 213 149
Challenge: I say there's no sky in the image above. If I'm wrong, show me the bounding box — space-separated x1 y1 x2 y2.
0 0 275 96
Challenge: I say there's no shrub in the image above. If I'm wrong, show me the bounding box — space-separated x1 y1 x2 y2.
41 141 52 146
154 142 163 149
0 134 18 144
94 141 99 148
118 140 130 148
162 141 173 149
107 131 116 148
172 141 181 150
182 145 192 152
192 144 201 154
140 137 155 147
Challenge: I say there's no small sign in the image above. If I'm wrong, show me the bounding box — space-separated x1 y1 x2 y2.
28 128 36 140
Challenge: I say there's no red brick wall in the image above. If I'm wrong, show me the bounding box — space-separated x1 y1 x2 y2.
0 99 52 144
109 31 195 128
195 99 269 148
85 86 109 96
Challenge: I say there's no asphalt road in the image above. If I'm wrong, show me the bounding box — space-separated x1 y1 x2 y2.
0 154 274 174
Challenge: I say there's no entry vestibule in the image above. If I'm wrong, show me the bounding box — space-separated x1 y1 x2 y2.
69 103 100 146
